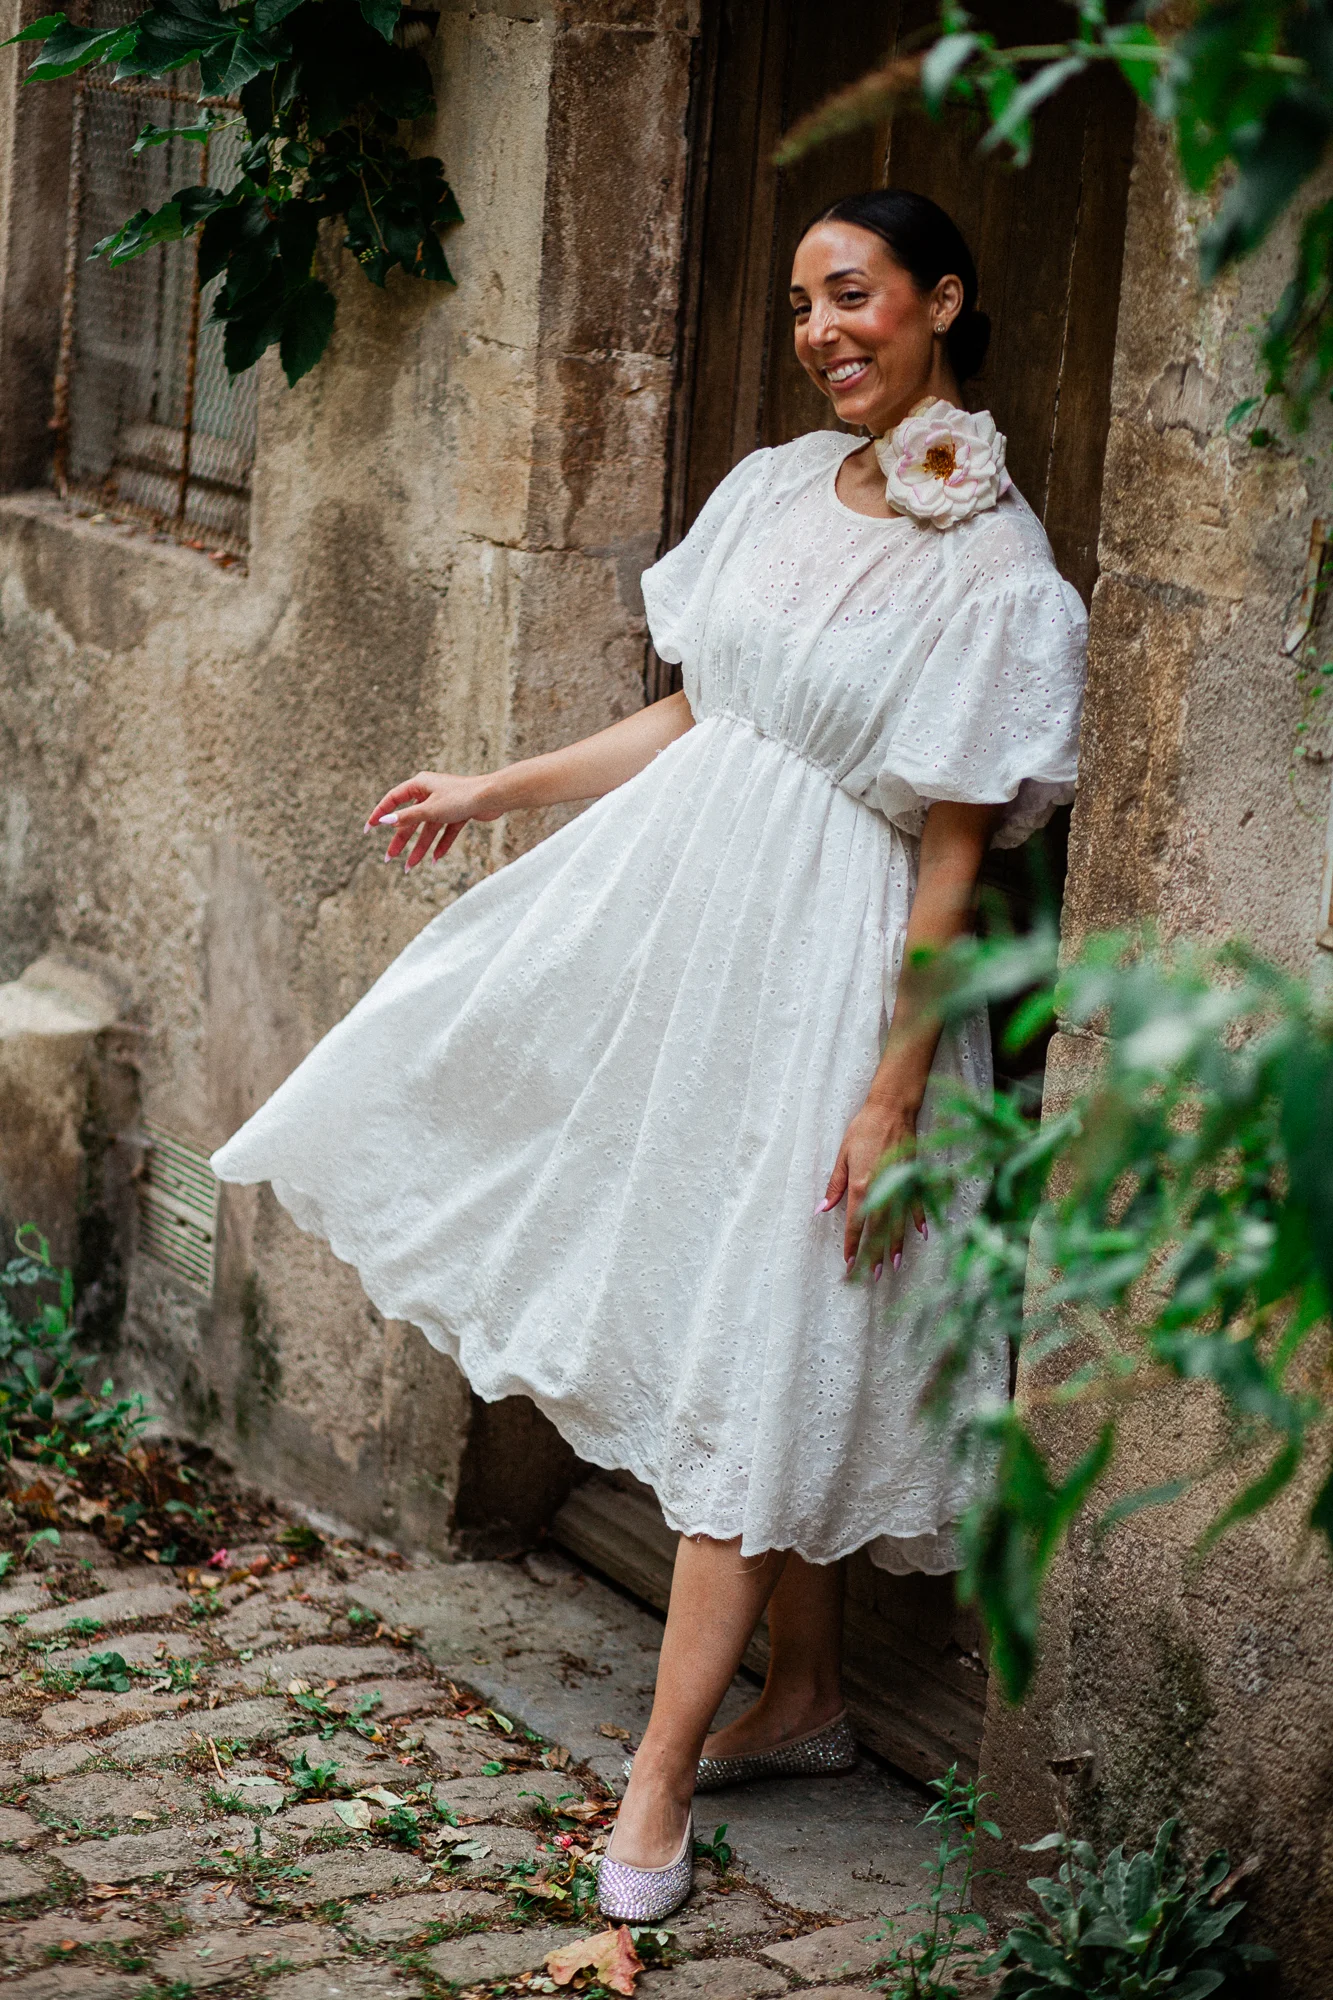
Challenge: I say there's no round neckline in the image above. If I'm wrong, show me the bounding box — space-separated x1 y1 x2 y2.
824 435 903 526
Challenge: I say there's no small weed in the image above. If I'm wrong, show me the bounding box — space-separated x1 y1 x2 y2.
694 1824 732 1870
375 1803 422 1849
279 1522 322 1552
207 1787 247 1813
64 1615 104 1637
345 1606 377 1630
43 1650 135 1694
289 1750 342 1797
870 1766 998 2000
154 1654 199 1693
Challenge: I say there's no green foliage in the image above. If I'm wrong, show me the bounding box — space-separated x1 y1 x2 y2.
43 1649 135 1693
871 1765 999 2000
0 1228 148 1466
288 1749 342 1796
858 929 1333 1702
693 1824 733 1870
984 1819 1272 1997
2 0 461 387
776 1 1333 429
374 1801 421 1847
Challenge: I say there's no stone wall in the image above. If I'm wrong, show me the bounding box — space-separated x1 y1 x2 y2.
0 0 698 1548
976 120 1333 1990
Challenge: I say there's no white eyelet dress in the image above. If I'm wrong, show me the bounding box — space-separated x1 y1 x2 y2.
212 431 1087 1575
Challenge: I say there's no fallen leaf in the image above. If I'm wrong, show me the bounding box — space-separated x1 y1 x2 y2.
89 1884 127 1899
332 1799 372 1830
287 1679 311 1696
543 1745 572 1770
597 1724 630 1741
546 1926 644 1996
357 1786 405 1809
443 1838 491 1861
129 1811 155 1823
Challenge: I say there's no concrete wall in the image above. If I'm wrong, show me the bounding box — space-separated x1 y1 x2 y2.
977 120 1333 1992
0 0 697 1549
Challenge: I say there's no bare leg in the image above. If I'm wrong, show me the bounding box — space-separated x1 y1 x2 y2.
612 1535 787 1868
701 1551 845 1759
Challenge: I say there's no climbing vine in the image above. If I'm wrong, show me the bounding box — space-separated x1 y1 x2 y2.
4 0 460 384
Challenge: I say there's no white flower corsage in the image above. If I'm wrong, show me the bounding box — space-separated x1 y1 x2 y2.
872 398 1010 530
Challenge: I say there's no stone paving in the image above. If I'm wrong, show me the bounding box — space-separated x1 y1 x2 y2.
0 1532 961 1999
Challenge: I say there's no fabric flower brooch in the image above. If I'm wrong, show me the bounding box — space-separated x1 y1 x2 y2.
872 398 1010 530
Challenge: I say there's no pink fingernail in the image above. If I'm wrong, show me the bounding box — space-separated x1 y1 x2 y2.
921 1222 928 1241
381 812 399 826
891 1250 902 1272
845 1257 854 1275
872 1263 883 1281
815 1198 833 1215
363 821 372 833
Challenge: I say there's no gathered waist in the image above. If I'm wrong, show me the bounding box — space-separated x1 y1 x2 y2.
690 707 886 822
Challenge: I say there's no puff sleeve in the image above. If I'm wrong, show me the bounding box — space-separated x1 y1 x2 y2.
641 449 773 681
872 574 1088 849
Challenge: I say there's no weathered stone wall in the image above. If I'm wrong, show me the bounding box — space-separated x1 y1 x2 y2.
977 121 1333 1991
0 0 697 1548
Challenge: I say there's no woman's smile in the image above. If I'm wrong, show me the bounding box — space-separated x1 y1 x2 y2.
823 357 873 387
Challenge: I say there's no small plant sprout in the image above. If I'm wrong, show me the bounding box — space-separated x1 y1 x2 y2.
288 1752 342 1798
693 1825 733 1871
869 1765 999 2000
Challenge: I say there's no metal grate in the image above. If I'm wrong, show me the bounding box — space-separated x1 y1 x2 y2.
53 0 257 552
137 1122 218 1293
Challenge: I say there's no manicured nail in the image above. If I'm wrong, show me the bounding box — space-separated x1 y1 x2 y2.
920 1220 929 1240
381 812 398 826
891 1250 902 1272
363 821 372 833
815 1197 833 1215
845 1257 854 1275
872 1263 883 1281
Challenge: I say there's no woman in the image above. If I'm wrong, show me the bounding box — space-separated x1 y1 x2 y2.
212 188 1086 1919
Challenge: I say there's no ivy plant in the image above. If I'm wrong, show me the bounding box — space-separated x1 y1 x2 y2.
4 0 461 384
857 928 1333 1703
776 0 1333 432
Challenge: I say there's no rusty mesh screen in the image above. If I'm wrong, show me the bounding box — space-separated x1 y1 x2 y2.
58 6 257 551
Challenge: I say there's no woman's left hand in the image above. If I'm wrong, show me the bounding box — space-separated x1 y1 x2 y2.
819 1095 925 1277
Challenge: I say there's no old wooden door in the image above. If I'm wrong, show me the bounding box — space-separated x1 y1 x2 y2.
555 0 1136 1783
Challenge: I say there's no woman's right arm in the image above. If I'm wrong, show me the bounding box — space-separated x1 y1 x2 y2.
368 689 695 869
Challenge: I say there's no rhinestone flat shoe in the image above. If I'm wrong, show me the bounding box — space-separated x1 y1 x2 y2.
597 1811 694 1922
623 1711 858 1794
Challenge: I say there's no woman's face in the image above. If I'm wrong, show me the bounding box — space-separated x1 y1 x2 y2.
790 221 963 435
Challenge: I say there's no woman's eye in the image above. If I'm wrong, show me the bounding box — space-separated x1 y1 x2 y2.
837 291 867 307
792 304 810 321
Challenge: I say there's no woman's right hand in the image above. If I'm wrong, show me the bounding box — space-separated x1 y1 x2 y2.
366 770 503 870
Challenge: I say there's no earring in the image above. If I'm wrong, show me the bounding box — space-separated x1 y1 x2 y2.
935 321 947 334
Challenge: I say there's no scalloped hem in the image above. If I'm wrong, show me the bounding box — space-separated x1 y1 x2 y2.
235 1169 974 1578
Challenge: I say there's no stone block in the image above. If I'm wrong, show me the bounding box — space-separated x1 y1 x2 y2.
0 1911 145 1963
236 1643 410 1689
33 1694 290 1773
275 1848 432 1904
0 1971 142 2000
669 1892 786 1950
152 1921 332 1989
58 1824 217 1883
40 1690 189 1737
761 1922 887 1980
433 1768 588 1823
0 1807 39 1841
214 1594 333 1648
424 1922 593 1984
0 956 131 1275
265 1963 422 1999
325 1677 441 1720
635 1960 788 2000
0 1854 47 1902
22 1582 187 1636
444 1820 547 1871
418 1716 508 1777
343 1887 504 1939
28 1769 200 1829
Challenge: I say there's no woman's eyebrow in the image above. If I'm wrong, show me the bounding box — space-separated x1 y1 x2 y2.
790 265 869 297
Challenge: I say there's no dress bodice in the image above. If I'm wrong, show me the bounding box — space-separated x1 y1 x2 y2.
641 431 1087 848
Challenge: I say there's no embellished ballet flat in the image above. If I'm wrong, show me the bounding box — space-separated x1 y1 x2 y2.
624 1711 858 1794
597 1811 694 1922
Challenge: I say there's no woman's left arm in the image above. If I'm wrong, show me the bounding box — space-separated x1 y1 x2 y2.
820 799 1003 1274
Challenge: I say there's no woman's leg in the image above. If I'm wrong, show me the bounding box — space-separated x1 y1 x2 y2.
612 1535 787 1868
700 1552 845 1759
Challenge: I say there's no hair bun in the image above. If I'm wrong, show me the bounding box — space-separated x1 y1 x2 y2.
948 307 990 384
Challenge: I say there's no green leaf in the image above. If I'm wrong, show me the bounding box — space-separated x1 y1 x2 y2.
253 0 306 27
1224 394 1260 433
1097 1479 1191 1532
23 19 133 78
359 0 400 41
278 277 336 384
921 32 979 115
1105 22 1161 107
1199 1438 1303 1552
1 12 66 47
980 56 1086 165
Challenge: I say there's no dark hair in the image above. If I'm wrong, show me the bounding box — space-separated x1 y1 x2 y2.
806 188 991 383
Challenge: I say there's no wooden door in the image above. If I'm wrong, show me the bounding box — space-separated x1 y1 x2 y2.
559 0 1136 1785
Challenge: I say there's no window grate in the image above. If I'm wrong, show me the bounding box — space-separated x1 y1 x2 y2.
138 1122 218 1293
53 0 257 552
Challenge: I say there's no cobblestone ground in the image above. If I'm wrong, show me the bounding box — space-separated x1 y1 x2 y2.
0 1528 941 2000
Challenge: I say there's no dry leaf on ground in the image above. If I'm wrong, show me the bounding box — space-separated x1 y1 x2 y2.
546 1926 644 1996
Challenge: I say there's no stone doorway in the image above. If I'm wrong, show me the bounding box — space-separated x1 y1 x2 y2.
553 0 1137 1783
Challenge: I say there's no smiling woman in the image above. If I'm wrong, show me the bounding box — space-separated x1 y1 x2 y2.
211 183 1086 1918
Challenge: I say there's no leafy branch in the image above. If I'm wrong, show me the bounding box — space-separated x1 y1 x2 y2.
4 0 461 385
776 0 1333 430
857 927 1333 1702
